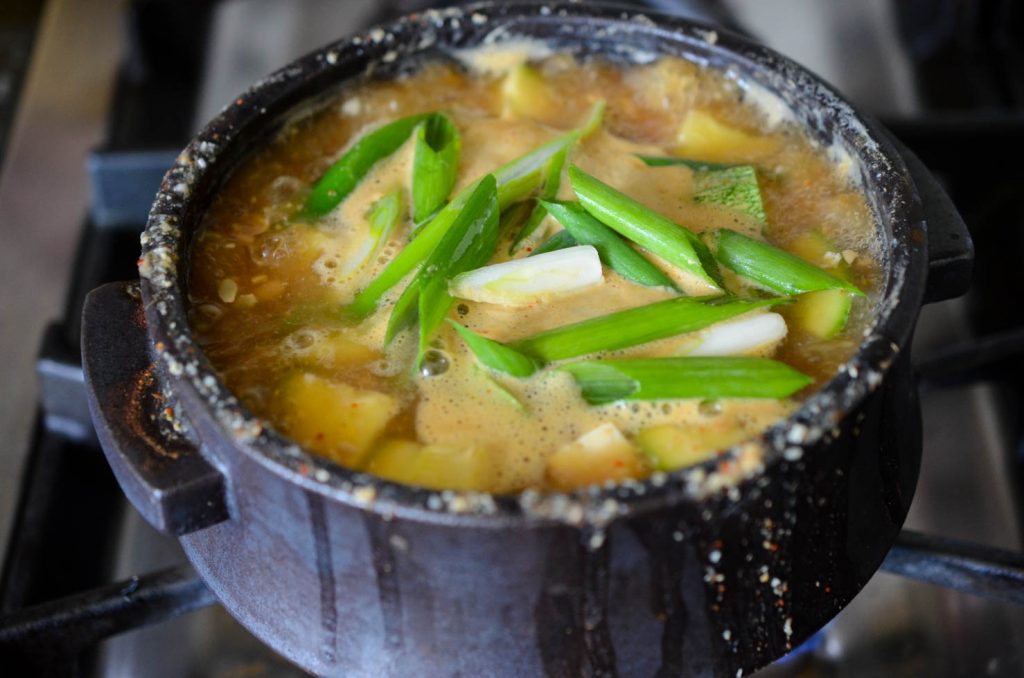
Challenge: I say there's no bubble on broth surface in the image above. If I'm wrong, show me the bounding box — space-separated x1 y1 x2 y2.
419 349 450 377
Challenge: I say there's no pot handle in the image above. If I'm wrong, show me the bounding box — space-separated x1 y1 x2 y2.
81 281 231 536
898 143 975 303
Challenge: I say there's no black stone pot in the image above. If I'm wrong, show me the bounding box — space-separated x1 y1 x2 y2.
80 3 973 676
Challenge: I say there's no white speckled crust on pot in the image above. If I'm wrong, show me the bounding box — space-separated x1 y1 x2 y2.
136 1 924 528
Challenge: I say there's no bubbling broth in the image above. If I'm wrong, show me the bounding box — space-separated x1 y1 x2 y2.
188 52 881 493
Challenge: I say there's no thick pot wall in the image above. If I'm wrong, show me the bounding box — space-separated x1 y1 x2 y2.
176 352 919 677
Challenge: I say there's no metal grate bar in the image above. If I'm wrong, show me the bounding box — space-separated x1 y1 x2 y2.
881 529 1024 605
0 565 214 671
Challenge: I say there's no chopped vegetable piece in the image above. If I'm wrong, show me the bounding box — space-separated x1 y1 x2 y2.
350 131 581 316
300 112 431 219
448 320 540 377
679 312 787 357
568 165 722 291
788 288 852 339
276 372 398 466
675 110 778 162
406 177 502 355
713 229 863 297
540 200 677 289
560 357 813 405
529 229 577 256
635 154 738 171
502 64 559 122
499 200 535 238
337 187 404 275
509 146 567 253
784 230 856 338
512 296 782 362
412 114 461 223
366 439 497 491
383 176 499 343
693 165 766 223
449 244 602 306
638 424 751 471
545 423 645 490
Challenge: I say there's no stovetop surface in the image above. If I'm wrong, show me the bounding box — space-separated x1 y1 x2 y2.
2 1 1024 676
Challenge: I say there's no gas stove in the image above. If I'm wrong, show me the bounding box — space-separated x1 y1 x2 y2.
2 1 1024 676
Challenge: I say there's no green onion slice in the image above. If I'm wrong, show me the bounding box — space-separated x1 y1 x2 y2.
412 114 461 223
300 112 431 219
540 200 676 289
635 154 739 171
385 174 499 345
568 165 723 291
349 132 582 317
509 146 567 254
529 229 577 256
560 357 813 405
511 296 783 362
389 175 500 356
449 320 539 377
713 229 863 297
338 187 404 275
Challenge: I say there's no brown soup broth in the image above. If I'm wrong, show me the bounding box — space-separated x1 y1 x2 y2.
188 53 881 493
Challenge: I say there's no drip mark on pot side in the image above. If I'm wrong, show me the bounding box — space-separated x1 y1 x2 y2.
364 513 404 650
306 492 338 663
581 529 619 677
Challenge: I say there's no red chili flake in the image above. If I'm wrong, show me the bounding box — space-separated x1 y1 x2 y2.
768 543 778 552
164 407 174 418
298 463 310 476
525 247 533 252
235 98 245 106
155 341 165 352
136 257 145 267
717 584 726 594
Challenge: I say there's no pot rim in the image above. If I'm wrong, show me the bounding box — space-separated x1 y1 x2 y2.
136 1 927 529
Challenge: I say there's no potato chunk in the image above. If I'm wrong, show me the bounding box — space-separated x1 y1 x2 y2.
276 372 397 466
501 64 560 124
675 111 778 162
366 439 497 491
546 423 645 491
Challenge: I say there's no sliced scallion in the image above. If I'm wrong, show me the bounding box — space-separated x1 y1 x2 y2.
411 114 461 223
540 200 676 289
635 154 739 171
511 296 783 362
713 229 864 297
300 112 431 219
448 245 603 306
509 146 567 254
560 357 813 405
417 176 501 355
568 165 723 291
448 320 539 377
384 175 499 347
339 187 403 275
349 132 581 316
529 229 577 256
